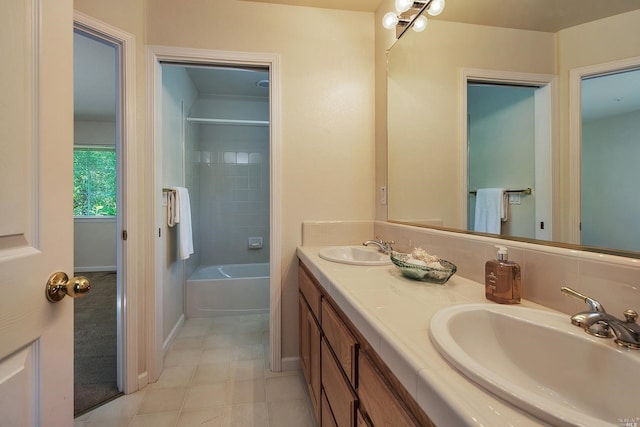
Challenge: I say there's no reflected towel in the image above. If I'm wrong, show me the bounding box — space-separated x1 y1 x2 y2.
473 188 507 234
171 186 194 260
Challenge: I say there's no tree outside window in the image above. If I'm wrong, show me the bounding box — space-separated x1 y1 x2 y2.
73 147 116 217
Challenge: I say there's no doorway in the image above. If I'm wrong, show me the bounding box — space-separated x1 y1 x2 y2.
580 68 640 252
461 69 555 241
147 47 282 383
73 27 122 415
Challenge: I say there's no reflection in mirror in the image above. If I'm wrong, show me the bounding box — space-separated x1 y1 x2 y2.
387 3 640 258
581 68 640 253
467 84 537 238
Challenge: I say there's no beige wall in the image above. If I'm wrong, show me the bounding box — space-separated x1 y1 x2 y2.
75 0 376 370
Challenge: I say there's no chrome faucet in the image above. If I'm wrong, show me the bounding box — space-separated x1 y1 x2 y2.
561 286 640 349
363 236 394 254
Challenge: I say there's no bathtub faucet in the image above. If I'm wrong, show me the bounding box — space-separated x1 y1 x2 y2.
363 237 394 254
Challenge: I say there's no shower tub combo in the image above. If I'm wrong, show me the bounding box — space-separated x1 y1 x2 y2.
186 263 270 317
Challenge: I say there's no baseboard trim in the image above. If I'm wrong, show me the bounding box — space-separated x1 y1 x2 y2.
163 314 185 355
137 371 149 390
280 356 301 372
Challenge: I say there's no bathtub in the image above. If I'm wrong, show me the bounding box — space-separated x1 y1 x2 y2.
186 263 270 317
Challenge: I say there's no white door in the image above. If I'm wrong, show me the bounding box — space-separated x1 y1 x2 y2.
0 0 77 425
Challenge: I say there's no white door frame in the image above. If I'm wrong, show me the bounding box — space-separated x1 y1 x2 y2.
460 68 558 240
73 11 139 394
568 55 640 245
145 46 282 383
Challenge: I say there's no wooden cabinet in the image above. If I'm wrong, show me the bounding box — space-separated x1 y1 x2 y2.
322 339 357 426
358 351 416 427
322 299 358 386
299 294 321 422
299 262 434 427
322 391 338 427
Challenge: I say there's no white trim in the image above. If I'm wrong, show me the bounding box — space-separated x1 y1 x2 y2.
73 216 117 223
73 11 139 395
280 357 301 372
163 314 185 354
146 46 283 376
568 56 640 245
74 266 117 273
460 68 557 237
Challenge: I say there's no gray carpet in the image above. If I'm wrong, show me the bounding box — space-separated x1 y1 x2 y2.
74 271 121 416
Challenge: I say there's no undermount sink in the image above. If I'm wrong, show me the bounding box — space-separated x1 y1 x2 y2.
318 246 392 266
430 304 640 426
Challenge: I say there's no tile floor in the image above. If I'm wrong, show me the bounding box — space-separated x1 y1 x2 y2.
74 314 315 427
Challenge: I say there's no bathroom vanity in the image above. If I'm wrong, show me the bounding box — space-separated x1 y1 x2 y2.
297 245 552 426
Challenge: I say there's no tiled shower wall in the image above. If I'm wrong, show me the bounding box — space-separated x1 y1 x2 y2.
195 124 270 266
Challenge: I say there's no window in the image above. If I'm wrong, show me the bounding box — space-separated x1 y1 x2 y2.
73 146 117 217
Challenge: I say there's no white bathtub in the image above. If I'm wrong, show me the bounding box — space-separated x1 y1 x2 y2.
186 263 270 317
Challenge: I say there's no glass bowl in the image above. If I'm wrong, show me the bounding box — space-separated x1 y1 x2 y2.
390 251 457 284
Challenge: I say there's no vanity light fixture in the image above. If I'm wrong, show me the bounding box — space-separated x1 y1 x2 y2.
382 0 445 37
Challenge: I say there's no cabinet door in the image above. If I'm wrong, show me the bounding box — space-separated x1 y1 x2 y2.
299 293 321 422
358 352 416 427
299 295 311 383
309 308 322 422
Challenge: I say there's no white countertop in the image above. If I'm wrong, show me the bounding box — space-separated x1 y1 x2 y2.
297 246 550 427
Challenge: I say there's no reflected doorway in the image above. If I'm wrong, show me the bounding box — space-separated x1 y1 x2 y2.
463 74 553 241
581 68 640 252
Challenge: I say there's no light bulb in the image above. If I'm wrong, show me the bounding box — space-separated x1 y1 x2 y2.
395 0 413 13
412 15 428 32
427 0 445 16
382 12 399 30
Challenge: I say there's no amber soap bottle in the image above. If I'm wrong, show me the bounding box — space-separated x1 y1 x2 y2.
485 245 521 304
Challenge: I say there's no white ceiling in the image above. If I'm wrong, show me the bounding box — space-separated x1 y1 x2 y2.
73 31 117 121
74 1 640 122
582 69 640 122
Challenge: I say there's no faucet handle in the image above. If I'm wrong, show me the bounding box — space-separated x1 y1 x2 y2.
561 286 606 313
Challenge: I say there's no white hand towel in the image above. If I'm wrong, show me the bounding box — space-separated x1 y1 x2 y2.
473 188 506 234
171 186 194 260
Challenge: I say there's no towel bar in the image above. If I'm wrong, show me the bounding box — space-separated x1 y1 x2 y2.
469 188 532 195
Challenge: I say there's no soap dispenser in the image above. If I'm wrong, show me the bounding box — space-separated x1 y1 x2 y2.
485 245 521 304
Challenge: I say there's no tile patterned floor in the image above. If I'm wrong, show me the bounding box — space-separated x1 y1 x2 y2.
74 314 315 427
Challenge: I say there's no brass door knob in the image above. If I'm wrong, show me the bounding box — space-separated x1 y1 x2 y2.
46 272 91 302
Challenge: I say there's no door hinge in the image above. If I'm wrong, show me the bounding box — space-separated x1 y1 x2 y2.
122 230 128 241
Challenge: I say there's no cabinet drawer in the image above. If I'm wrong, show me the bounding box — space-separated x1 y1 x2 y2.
322 299 358 386
322 338 357 427
358 351 415 427
299 265 322 319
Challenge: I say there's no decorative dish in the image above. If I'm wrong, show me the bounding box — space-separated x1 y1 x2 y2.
390 249 457 284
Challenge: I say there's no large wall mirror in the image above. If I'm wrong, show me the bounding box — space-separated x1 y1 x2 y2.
387 0 640 258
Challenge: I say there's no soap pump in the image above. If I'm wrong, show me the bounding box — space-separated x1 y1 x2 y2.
485 245 521 304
